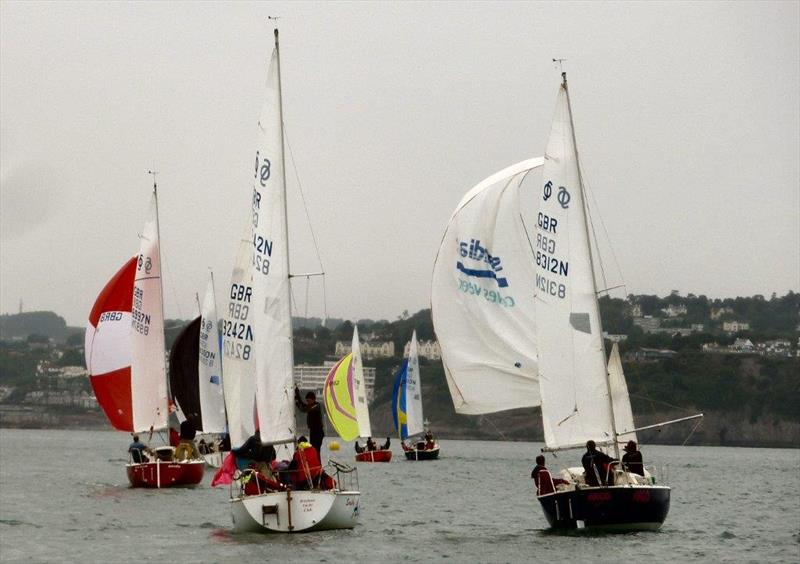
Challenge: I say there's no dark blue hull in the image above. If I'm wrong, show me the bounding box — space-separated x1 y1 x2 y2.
403 447 440 460
538 486 670 531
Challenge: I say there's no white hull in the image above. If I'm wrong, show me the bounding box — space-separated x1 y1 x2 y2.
230 490 360 533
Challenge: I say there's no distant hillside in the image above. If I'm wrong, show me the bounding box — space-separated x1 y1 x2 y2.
0 312 69 341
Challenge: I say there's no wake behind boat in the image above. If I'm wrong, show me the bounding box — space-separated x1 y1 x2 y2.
432 71 700 531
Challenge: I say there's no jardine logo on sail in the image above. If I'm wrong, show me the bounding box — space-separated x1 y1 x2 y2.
456 238 508 288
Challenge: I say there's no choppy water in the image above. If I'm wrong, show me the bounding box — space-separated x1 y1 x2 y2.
0 429 798 562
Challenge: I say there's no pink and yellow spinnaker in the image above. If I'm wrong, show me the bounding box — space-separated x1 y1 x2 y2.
323 353 360 441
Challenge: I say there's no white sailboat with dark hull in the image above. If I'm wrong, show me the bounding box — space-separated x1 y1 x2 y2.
226 28 359 534
432 71 701 531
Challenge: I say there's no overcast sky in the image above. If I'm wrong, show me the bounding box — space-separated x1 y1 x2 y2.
1 1 798 327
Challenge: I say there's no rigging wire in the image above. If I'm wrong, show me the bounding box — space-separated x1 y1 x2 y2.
580 163 627 298
283 126 328 323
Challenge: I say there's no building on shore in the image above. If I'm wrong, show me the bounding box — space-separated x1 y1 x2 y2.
403 339 442 360
335 340 395 359
723 321 750 333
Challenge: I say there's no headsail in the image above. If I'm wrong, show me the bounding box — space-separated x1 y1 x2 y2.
130 192 169 432
198 273 226 433
251 42 295 445
222 222 257 447
391 359 409 439
431 158 544 414
608 343 637 442
535 81 614 450
86 257 136 431
392 331 424 439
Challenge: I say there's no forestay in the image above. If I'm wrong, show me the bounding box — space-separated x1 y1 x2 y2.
250 46 295 445
222 223 256 447
534 84 614 449
130 193 168 432
431 158 544 414
198 274 226 433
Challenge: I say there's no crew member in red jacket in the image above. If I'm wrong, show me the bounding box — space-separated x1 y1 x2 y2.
290 436 322 489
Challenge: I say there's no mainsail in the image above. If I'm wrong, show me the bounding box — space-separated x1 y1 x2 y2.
323 326 372 441
198 274 226 433
431 158 544 414
534 80 615 450
392 331 424 439
222 223 256 447
250 43 295 445
130 193 169 432
86 257 137 431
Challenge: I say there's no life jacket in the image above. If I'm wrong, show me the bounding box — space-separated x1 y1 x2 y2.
292 442 322 487
535 468 555 495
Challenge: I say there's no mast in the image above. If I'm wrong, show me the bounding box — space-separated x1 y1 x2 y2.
561 72 620 460
274 27 296 427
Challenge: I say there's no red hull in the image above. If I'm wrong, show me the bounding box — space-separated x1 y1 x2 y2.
126 460 205 488
355 449 393 463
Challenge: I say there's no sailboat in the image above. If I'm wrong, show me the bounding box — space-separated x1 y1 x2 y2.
86 184 204 488
432 71 701 530
168 272 228 467
324 326 390 462
226 28 360 533
393 331 439 460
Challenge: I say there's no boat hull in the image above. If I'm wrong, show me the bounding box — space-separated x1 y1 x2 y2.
355 449 392 463
404 446 440 461
126 460 205 488
231 490 360 533
538 485 670 531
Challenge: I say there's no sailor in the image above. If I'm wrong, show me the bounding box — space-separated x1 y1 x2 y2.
128 434 150 463
354 440 364 454
581 440 617 486
531 455 555 495
174 420 201 461
424 431 435 450
290 436 322 489
295 387 324 455
380 437 391 450
365 437 377 451
234 430 276 469
622 440 644 476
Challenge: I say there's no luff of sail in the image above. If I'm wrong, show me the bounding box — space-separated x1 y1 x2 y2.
535 82 614 450
85 257 137 431
222 222 256 447
130 192 168 432
431 158 544 414
608 342 637 442
251 42 295 445
198 273 226 433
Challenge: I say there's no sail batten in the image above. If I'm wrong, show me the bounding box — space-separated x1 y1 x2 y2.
432 158 544 415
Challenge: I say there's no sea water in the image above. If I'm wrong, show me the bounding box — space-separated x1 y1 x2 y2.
0 429 798 562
